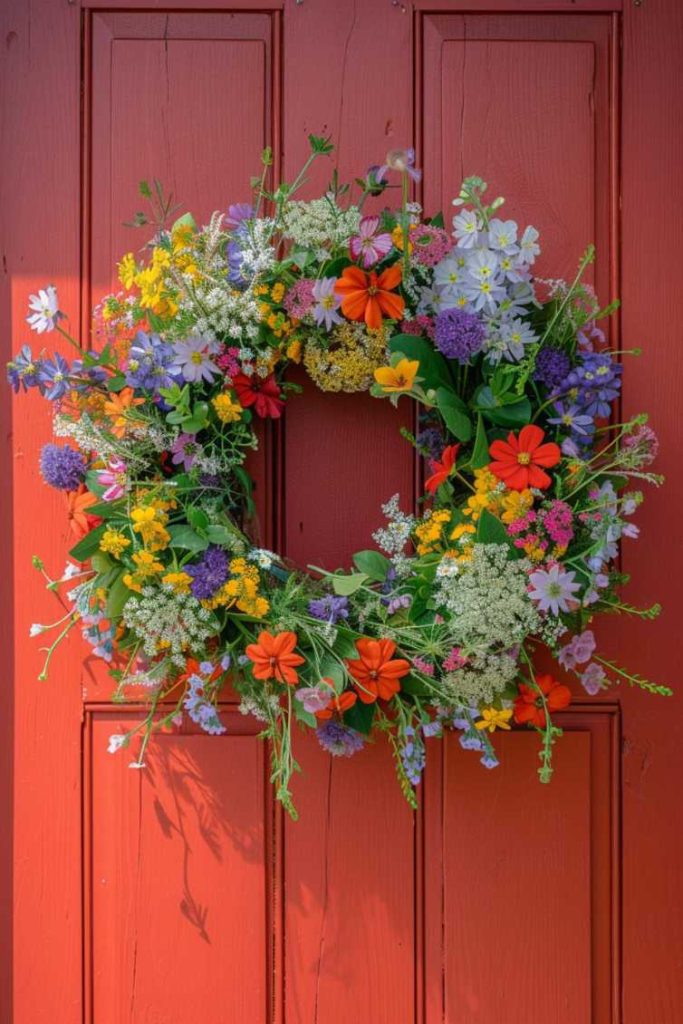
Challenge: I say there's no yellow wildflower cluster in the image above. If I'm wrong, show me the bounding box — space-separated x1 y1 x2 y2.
213 392 243 424
463 468 504 522
205 557 269 618
304 323 387 393
99 528 131 559
500 488 534 524
118 233 196 318
123 550 165 593
414 509 452 555
131 504 171 551
162 570 193 594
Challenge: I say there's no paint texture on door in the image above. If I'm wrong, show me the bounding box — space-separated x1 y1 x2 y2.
2 2 682 1023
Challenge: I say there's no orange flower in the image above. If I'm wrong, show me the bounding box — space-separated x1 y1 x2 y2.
513 673 572 728
315 690 358 720
66 487 100 539
335 264 405 330
488 424 561 491
103 388 145 438
245 630 305 685
425 443 460 494
346 637 411 704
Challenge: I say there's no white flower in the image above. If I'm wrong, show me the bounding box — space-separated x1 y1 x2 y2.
26 285 61 333
29 623 45 637
107 734 127 754
128 760 146 770
452 209 481 248
62 561 82 580
487 219 519 255
519 225 541 264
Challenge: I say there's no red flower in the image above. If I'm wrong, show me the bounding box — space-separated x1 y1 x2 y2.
425 444 460 494
232 372 284 419
346 637 411 704
513 673 572 728
488 424 561 491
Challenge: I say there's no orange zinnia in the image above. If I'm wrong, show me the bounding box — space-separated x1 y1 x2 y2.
335 264 404 330
315 690 358 720
103 387 146 438
66 487 100 539
513 674 571 728
488 424 561 491
346 637 411 704
245 630 305 686
425 443 460 494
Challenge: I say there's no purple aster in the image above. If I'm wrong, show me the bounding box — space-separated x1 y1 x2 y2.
37 352 71 401
308 594 349 624
186 546 230 600
547 401 595 438
558 629 596 671
39 443 86 491
528 564 582 616
579 662 607 696
311 277 343 331
316 721 365 758
433 308 485 363
6 345 44 393
533 347 571 389
125 330 178 391
170 432 202 470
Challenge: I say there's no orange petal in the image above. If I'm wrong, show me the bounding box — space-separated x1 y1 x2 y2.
377 263 402 291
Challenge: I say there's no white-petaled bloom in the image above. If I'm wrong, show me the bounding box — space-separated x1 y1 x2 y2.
452 209 481 248
62 561 82 580
519 225 541 264
486 219 519 255
128 760 146 770
107 734 127 754
433 256 466 291
465 248 500 283
29 623 45 637
26 285 61 333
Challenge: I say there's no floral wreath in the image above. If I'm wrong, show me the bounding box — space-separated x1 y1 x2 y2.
9 138 670 817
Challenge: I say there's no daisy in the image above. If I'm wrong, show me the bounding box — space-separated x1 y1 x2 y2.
528 564 581 615
26 285 61 333
171 336 219 383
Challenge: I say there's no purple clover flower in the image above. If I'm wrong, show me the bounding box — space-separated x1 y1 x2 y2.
308 594 349 624
39 444 86 491
433 308 485 363
186 546 230 600
316 721 365 758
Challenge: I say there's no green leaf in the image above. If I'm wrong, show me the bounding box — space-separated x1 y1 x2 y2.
476 386 532 427
205 525 233 545
468 413 490 469
400 675 432 697
68 523 107 563
318 656 346 690
293 704 317 729
331 572 368 596
105 573 133 618
428 211 445 228
105 373 127 393
171 212 196 232
187 507 209 531
389 334 452 391
352 550 390 582
167 525 208 554
343 699 375 735
435 387 473 442
331 627 360 660
86 500 126 520
90 552 114 574
476 509 519 556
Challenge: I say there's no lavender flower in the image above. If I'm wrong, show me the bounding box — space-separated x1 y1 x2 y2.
186 546 230 600
125 330 178 391
308 594 349 624
579 662 607 696
558 630 596 671
376 147 421 183
7 345 44 392
39 443 86 490
171 433 201 470
528 564 581 615
225 203 253 230
622 424 659 467
184 673 227 735
295 684 333 715
37 352 71 401
316 721 365 757
533 348 571 389
400 726 426 786
311 278 342 331
433 308 485 363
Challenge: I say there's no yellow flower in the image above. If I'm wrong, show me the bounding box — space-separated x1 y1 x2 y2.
501 488 534 524
162 571 193 594
450 522 476 545
213 392 243 424
151 246 171 271
131 549 164 575
270 282 285 303
131 505 170 551
391 225 414 254
286 339 302 363
99 529 131 559
415 509 452 555
373 358 419 393
118 253 137 290
475 707 513 733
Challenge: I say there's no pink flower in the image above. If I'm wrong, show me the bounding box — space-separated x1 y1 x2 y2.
443 647 467 672
97 457 127 501
349 215 392 268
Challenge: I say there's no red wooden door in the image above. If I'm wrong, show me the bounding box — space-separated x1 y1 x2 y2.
2 1 682 1022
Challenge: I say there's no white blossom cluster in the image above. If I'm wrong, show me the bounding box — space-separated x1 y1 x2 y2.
192 284 262 342
444 651 518 704
435 543 539 649
123 586 214 668
373 494 415 557
238 691 280 723
282 196 360 259
239 218 277 276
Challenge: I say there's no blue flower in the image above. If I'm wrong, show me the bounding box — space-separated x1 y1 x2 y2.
308 594 349 624
316 721 364 758
6 345 44 393
125 330 178 391
38 352 71 400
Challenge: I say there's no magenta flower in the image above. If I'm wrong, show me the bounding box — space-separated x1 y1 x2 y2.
295 683 333 715
349 215 392 268
97 457 127 501
171 433 201 470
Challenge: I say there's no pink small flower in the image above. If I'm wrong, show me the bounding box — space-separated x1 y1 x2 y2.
295 683 333 715
443 647 467 672
349 215 393 269
97 457 127 501
412 656 435 677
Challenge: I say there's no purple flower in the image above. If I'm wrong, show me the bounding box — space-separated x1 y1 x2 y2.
622 424 659 467
433 308 485 363
125 330 178 391
311 278 342 331
97 457 127 501
562 353 622 419
39 444 86 491
387 594 412 615
184 673 227 735
308 594 349 624
533 348 571 389
349 215 392 268
186 546 229 600
171 433 201 470
316 720 365 757
37 352 71 401
480 752 500 769
548 401 595 438
528 564 581 615
579 662 607 696
283 279 315 319
400 726 426 786
376 148 422 183
7 345 44 393
225 203 253 230
295 684 333 715
416 427 445 459
558 629 596 671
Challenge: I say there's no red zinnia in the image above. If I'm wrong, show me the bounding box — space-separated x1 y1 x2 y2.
232 372 284 419
315 690 358 720
425 443 460 495
346 637 411 704
488 424 561 491
513 673 572 728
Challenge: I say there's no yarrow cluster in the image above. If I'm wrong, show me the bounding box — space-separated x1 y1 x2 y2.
8 139 669 818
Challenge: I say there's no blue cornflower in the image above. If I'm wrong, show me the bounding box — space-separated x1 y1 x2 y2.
6 345 44 393
39 443 86 490
38 352 71 400
308 594 349 624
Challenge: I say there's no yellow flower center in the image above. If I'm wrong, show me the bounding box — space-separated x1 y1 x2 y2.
517 452 531 465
